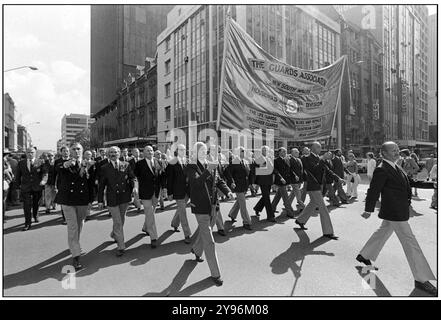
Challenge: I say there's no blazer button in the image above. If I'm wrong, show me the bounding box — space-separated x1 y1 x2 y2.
80 190 83 193
123 190 125 192
72 182 74 185
70 190 73 192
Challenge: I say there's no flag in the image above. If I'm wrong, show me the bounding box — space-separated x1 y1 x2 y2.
217 18 347 141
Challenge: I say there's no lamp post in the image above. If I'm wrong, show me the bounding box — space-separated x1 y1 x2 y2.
4 66 38 73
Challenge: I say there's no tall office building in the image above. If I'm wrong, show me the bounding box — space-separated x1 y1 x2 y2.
3 93 16 151
61 114 94 147
91 5 172 116
156 5 341 151
428 13 437 126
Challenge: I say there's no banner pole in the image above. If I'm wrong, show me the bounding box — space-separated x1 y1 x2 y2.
330 55 347 150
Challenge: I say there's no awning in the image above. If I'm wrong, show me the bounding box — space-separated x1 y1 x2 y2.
103 136 157 146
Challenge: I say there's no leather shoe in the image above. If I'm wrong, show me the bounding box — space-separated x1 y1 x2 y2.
243 224 252 230
116 249 125 257
415 281 437 296
22 225 31 231
34 218 39 223
323 234 339 240
356 254 378 270
267 217 277 223
218 229 227 236
173 227 180 232
191 249 204 262
184 236 191 244
72 257 83 271
254 210 260 217
141 227 149 236
62 220 67 225
228 215 237 223
151 240 157 249
211 276 223 286
295 220 307 230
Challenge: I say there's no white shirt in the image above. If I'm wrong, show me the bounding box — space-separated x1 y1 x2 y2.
145 158 153 172
367 158 377 176
111 160 119 169
27 158 35 171
383 158 399 170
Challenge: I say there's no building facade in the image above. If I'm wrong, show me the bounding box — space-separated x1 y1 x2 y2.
91 59 158 149
3 93 16 152
17 125 32 151
428 14 437 127
61 114 94 147
156 5 341 151
91 5 172 116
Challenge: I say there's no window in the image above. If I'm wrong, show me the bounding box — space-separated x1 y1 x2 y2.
165 106 171 121
165 59 171 75
165 37 171 52
165 83 171 98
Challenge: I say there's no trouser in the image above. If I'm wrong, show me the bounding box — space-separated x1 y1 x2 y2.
133 191 142 209
158 188 165 208
334 180 348 202
325 183 340 205
347 174 360 198
171 197 191 237
108 203 130 250
300 182 308 203
44 185 56 209
192 214 221 278
296 190 334 235
142 197 158 240
228 192 252 225
7 181 19 204
359 219 436 283
214 207 225 231
431 188 437 208
62 205 88 258
3 189 8 216
22 190 42 226
288 183 305 209
271 185 295 216
253 184 274 219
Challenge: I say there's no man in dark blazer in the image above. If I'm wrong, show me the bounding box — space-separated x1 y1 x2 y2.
227 147 252 229
357 141 436 296
54 146 70 224
253 146 276 222
331 149 349 204
295 142 344 240
95 148 109 208
134 145 161 248
168 144 191 243
15 147 48 231
43 152 57 214
271 147 296 218
98 146 136 256
287 148 305 211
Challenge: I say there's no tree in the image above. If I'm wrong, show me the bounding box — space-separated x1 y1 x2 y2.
73 128 91 150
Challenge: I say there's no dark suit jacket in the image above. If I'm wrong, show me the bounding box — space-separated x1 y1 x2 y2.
228 159 250 193
186 162 230 215
43 161 56 186
255 156 274 186
303 153 340 191
331 156 346 179
365 161 412 221
323 160 338 184
289 156 303 184
95 158 110 181
15 159 48 193
166 158 189 200
134 158 160 200
274 156 294 186
54 157 69 189
55 161 95 206
98 161 135 206
128 157 141 171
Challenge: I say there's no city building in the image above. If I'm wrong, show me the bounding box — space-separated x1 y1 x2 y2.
427 13 437 130
17 125 32 151
3 93 16 152
91 5 173 116
156 5 341 151
61 114 94 147
91 58 158 149
337 5 434 154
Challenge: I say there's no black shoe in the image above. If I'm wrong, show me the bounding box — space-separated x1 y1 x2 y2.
34 218 39 223
116 249 125 257
287 213 295 219
243 224 252 230
184 236 191 244
323 234 339 240
254 210 260 217
151 240 157 249
62 220 67 225
341 200 349 204
356 254 378 270
218 229 227 236
22 225 31 231
173 227 180 232
415 281 437 296
142 228 149 236
228 215 237 223
267 217 277 223
295 220 307 230
45 209 51 215
191 249 204 262
72 257 83 271
211 276 223 286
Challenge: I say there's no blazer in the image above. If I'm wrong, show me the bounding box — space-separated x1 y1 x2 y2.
166 158 189 200
227 158 250 193
98 161 135 206
365 161 412 221
95 158 110 181
331 156 346 179
186 162 230 215
15 159 48 193
54 157 69 189
254 156 274 186
128 157 141 171
323 160 338 184
303 153 340 191
273 156 295 186
134 158 160 200
289 156 303 184
54 160 95 206
43 161 56 186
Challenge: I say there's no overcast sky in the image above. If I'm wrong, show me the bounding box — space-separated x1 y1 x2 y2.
4 5 90 151
2 4 437 151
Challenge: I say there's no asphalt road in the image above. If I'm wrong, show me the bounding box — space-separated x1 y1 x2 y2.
2 175 438 297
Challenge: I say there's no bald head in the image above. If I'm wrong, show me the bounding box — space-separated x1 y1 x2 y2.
310 142 321 155
381 141 400 162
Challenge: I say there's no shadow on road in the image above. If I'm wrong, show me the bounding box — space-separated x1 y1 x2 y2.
270 229 334 296
355 266 392 297
3 215 66 235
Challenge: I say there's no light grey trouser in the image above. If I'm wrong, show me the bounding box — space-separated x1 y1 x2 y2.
142 197 158 240
193 214 221 278
44 185 56 209
228 192 252 225
271 185 295 215
108 203 130 250
360 219 436 283
171 197 192 237
288 183 305 208
296 190 334 235
62 205 88 258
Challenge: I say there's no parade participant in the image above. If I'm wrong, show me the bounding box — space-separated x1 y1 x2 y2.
300 147 310 203
83 150 96 221
43 152 57 214
6 153 19 206
331 149 349 204
295 142 344 240
134 146 161 248
253 146 276 222
119 148 131 162
429 161 437 210
154 150 166 211
54 146 70 224
287 148 305 212
366 152 377 183
346 153 361 200
410 152 421 197
3 157 14 219
129 148 142 211
425 154 435 179
95 148 110 211
322 151 341 207
357 141 437 296
55 143 95 270
246 151 258 197
186 142 233 286
15 147 48 231
271 147 296 218
227 147 252 230
168 144 192 243
91 150 97 161
98 146 135 256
